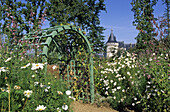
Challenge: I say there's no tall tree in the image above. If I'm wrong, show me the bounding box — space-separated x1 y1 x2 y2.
161 0 170 48
0 0 106 52
0 0 47 46
162 0 170 37
46 0 106 53
131 0 158 50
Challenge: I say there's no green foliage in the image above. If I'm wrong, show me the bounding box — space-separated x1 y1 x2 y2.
0 38 73 111
161 0 170 47
162 0 170 29
46 0 106 53
0 0 106 53
131 0 158 51
135 41 169 112
0 0 47 48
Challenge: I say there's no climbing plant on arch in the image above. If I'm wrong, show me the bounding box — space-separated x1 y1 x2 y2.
20 25 94 103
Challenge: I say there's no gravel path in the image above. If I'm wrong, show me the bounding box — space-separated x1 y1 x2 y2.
70 101 118 112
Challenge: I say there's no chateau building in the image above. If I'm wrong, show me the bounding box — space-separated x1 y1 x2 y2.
106 29 135 58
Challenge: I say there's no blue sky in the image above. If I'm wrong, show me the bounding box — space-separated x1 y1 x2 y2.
100 0 165 44
1 0 165 44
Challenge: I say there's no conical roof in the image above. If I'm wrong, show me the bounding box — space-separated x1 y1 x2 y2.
106 29 117 43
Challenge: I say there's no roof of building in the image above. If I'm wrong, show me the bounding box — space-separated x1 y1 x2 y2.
118 41 124 48
106 29 136 50
106 29 117 43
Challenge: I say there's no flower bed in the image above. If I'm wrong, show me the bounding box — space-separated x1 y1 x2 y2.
94 47 169 111
0 41 74 111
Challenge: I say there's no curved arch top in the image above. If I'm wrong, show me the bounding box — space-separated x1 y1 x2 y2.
21 25 94 104
40 25 93 58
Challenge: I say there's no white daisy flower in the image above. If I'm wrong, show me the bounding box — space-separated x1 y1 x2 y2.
44 89 48 92
117 86 121 90
66 90 71 96
47 86 50 89
122 64 125 68
57 107 61 112
122 89 125 92
21 63 30 69
132 103 135 106
40 83 44 88
127 72 130 75
0 88 6 92
31 63 44 70
34 82 39 86
136 101 141 104
52 65 57 70
24 90 33 98
105 91 108 95
134 97 137 100
5 57 12 62
112 89 115 93
113 82 117 86
121 98 124 102
14 85 21 90
57 91 63 95
0 67 9 73
35 105 46 111
69 96 76 101
115 74 121 78
62 104 68 110
32 75 35 78
110 80 113 83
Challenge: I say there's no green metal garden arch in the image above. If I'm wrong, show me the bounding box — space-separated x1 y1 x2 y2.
21 25 94 103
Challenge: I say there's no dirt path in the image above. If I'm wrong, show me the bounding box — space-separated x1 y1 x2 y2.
70 101 118 112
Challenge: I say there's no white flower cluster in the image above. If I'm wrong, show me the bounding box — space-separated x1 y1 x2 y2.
98 52 142 105
1 57 47 75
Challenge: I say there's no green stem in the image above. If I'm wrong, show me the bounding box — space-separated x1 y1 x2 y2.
8 85 10 112
22 97 28 111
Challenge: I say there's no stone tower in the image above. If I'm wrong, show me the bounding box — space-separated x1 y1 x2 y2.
106 29 119 58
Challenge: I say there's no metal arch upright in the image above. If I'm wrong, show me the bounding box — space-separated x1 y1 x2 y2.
23 25 94 103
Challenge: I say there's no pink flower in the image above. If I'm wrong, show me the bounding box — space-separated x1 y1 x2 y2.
7 13 10 17
156 60 160 63
147 75 151 79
